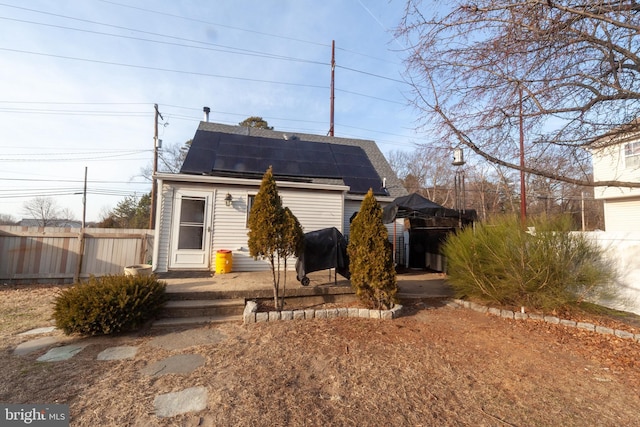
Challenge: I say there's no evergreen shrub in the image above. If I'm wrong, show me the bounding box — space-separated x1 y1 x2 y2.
53 274 167 336
347 189 397 309
442 215 618 311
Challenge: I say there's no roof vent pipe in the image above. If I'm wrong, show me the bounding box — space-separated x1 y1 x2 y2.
203 106 210 122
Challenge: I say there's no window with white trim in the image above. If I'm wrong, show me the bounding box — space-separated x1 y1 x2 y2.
625 141 640 169
246 194 256 228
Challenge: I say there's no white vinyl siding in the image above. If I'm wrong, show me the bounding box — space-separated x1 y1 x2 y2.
603 198 640 232
593 143 640 200
153 184 174 273
344 199 404 247
211 186 345 272
343 200 361 238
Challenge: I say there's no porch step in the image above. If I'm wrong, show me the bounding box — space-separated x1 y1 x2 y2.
160 298 245 318
151 314 242 328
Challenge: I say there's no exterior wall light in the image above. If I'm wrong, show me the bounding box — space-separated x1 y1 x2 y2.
225 193 233 206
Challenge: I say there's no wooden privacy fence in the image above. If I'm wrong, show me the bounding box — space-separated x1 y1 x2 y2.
0 226 154 284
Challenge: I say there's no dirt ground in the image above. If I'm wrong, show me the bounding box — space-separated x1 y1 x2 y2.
2 284 640 426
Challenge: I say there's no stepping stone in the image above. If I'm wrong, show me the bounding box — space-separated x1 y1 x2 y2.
148 328 227 351
14 336 61 356
18 326 57 336
36 344 86 362
154 386 208 418
141 354 205 377
97 346 138 361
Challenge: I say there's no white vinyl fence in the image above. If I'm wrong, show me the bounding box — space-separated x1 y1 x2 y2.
0 226 153 284
582 231 640 315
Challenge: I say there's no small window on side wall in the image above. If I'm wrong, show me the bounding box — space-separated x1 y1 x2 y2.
625 142 640 169
246 194 256 228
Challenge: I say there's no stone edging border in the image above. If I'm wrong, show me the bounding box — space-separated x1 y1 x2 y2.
449 299 640 343
243 300 403 324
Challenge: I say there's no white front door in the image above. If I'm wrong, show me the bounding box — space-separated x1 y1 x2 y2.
169 190 213 270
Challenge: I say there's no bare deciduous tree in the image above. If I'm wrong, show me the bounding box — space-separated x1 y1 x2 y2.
397 0 640 188
0 213 17 225
388 146 455 206
22 197 61 226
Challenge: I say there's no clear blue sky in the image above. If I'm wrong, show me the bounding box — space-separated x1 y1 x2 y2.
0 0 424 223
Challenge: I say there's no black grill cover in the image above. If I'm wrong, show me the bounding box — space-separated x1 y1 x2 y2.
296 227 350 281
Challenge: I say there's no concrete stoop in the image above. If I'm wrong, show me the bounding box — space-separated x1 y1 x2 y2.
155 286 357 328
153 292 245 328
152 315 242 328
162 299 245 317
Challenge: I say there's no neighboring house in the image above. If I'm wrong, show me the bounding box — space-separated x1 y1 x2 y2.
18 219 82 228
592 135 640 231
152 121 407 273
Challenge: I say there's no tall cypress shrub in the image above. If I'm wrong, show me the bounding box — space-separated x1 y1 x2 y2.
279 207 304 308
248 167 285 309
347 189 397 309
247 167 303 310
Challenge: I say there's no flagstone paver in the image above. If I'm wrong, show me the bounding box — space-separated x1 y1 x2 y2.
13 336 62 356
141 354 205 377
148 327 227 351
97 346 138 361
18 326 57 336
36 344 87 362
154 386 208 418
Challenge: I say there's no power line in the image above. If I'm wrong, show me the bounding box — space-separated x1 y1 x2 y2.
335 88 405 105
0 156 150 162
1 3 403 70
0 15 328 66
1 150 148 157
95 0 331 49
0 107 150 117
0 47 328 90
0 177 149 184
336 65 407 84
97 0 403 66
0 101 151 105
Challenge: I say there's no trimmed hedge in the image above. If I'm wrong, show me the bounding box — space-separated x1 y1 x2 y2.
53 274 167 336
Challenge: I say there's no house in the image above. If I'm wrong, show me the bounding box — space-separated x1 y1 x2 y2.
591 134 640 231
18 218 82 228
152 121 407 273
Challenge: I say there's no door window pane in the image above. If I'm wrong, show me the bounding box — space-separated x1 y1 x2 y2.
178 225 204 249
180 198 205 223
177 196 205 250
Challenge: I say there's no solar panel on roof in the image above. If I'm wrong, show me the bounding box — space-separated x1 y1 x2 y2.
180 130 385 194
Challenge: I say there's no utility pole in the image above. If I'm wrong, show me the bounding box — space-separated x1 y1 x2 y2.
149 103 163 229
519 86 527 228
82 166 87 229
581 192 586 231
329 40 335 137
75 166 87 283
